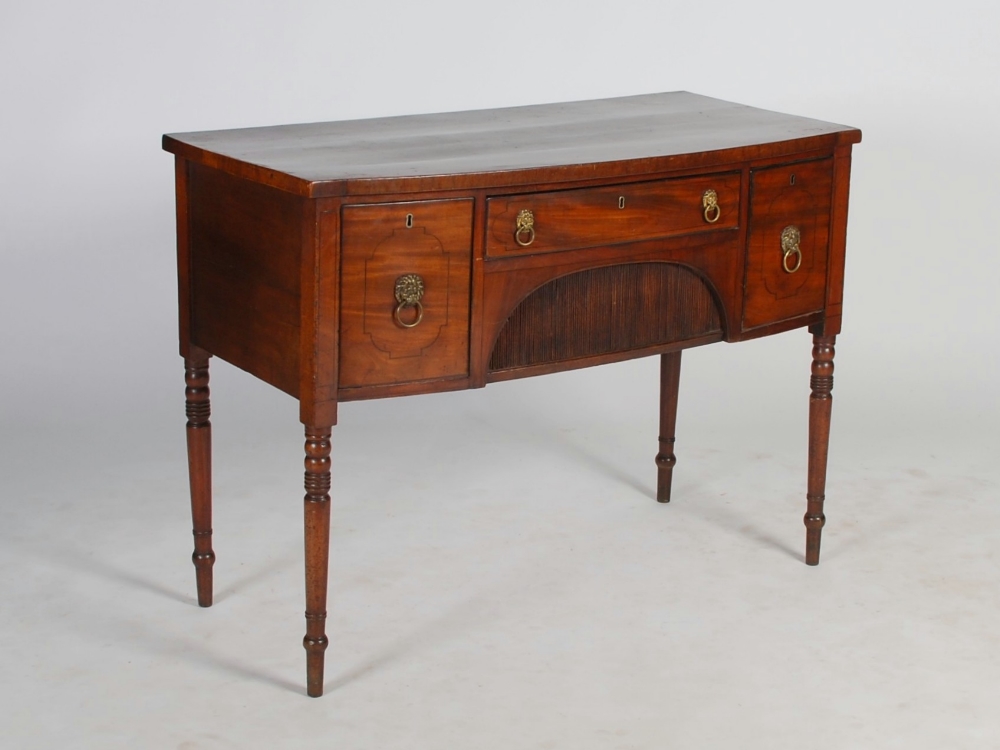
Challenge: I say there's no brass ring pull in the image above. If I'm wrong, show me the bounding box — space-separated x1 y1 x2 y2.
781 225 802 274
393 273 425 328
394 301 424 328
514 208 535 247
702 189 721 224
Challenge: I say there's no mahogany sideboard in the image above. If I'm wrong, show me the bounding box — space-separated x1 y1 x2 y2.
163 92 861 697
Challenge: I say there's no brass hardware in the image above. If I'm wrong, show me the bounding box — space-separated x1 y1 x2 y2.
702 189 720 223
781 225 802 274
405 213 413 228
514 208 535 247
393 273 425 328
618 196 626 209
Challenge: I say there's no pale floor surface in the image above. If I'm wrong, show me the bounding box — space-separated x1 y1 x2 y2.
2 381 998 749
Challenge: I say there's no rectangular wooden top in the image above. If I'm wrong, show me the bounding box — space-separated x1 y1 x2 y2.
163 91 861 198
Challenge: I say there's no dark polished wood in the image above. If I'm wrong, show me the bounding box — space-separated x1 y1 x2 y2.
162 92 860 197
164 92 860 697
302 425 332 697
744 159 833 330
656 352 683 503
480 230 742 387
188 162 303 397
184 354 214 607
486 172 741 258
805 331 836 565
339 199 473 389
489 263 719 373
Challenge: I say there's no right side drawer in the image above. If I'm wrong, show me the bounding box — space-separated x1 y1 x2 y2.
743 159 834 330
486 172 741 258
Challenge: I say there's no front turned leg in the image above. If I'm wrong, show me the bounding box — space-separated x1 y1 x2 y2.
303 425 332 697
185 355 215 606
655 351 682 503
805 334 836 565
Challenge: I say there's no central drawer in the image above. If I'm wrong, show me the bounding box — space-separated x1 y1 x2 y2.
486 172 741 258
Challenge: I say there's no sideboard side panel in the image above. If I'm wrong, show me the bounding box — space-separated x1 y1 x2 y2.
300 200 341 426
188 163 303 397
175 157 194 359
820 145 855 337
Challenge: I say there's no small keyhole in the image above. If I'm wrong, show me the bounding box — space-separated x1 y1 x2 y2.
789 174 796 185
618 196 626 210
405 213 414 228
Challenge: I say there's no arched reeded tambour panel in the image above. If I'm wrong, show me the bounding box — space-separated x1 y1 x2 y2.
488 262 723 374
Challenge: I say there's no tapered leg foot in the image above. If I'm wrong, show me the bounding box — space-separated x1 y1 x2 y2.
805 333 835 565
655 351 682 503
303 425 332 697
185 355 215 606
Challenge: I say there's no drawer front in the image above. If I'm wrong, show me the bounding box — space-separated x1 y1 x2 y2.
743 160 833 330
340 199 473 388
486 172 741 257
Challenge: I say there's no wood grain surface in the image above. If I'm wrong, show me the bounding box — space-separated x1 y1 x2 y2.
163 92 861 197
743 159 834 330
488 262 722 373
486 172 741 257
167 92 861 698
188 162 304 396
339 199 473 388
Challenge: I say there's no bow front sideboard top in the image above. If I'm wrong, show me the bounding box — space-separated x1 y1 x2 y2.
163 92 861 697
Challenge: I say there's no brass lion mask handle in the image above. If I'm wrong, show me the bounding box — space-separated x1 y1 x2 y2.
781 225 802 274
514 208 535 247
393 273 425 328
702 189 721 224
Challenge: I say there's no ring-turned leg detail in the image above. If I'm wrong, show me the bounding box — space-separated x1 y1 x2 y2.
303 425 332 697
185 355 215 607
655 351 682 503
805 333 835 565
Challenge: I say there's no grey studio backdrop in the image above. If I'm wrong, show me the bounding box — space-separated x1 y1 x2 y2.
1 2 998 748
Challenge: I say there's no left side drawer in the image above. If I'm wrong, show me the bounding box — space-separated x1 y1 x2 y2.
339 198 473 389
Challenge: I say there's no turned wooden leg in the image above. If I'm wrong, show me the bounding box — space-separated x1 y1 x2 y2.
655 351 682 503
303 425 332 697
185 355 215 607
805 333 836 565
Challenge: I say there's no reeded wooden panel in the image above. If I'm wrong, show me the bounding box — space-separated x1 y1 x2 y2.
340 199 473 388
487 172 740 258
743 159 833 329
489 262 722 372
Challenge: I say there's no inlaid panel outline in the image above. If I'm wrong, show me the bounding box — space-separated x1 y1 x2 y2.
759 184 824 300
742 158 834 331
361 226 452 360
